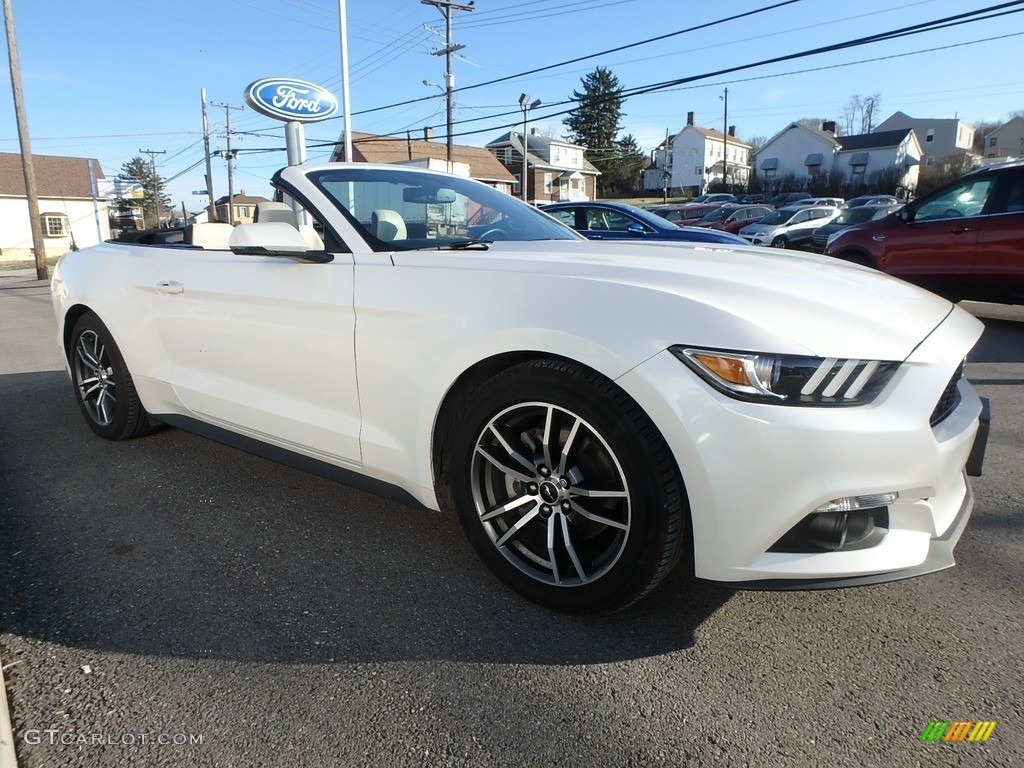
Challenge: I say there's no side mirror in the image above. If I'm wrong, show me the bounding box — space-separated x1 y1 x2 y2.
229 222 333 263
897 206 914 224
627 223 646 236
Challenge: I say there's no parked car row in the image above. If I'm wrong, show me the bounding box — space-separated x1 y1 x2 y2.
540 201 746 245
545 161 1022 307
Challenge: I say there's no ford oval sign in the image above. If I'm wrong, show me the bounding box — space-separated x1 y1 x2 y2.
244 78 338 123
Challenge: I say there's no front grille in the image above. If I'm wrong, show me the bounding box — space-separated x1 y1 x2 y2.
930 360 965 427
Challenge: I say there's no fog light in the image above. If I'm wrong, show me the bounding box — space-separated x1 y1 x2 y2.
815 492 898 514
770 506 891 554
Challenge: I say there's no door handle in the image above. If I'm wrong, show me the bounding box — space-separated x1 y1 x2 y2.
951 226 972 235
154 280 184 294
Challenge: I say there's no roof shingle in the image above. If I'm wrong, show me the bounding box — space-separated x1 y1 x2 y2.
0 152 104 198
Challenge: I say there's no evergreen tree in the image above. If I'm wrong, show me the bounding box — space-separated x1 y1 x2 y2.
117 157 172 228
563 67 624 196
603 134 646 195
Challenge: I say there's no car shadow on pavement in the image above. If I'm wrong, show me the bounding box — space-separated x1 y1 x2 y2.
0 370 733 668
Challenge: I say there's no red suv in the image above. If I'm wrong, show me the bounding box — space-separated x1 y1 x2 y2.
824 162 1024 304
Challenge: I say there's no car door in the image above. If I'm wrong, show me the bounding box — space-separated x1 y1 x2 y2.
580 208 649 240
881 175 991 282
147 245 362 465
972 171 1024 294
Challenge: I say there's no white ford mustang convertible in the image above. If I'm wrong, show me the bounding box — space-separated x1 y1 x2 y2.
51 164 989 612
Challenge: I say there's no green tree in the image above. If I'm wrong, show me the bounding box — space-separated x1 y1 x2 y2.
602 134 646 195
563 67 625 196
117 157 171 228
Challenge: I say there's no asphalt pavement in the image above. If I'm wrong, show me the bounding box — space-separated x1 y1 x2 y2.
1 273 1021 768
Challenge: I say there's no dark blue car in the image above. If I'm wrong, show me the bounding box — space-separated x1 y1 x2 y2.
540 201 747 245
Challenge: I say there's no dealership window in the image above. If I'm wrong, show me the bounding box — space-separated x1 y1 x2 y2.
41 213 69 237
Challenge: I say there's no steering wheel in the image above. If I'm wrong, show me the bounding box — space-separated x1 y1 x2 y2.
942 208 963 218
479 228 509 241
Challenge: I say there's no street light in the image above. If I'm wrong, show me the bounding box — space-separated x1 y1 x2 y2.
519 93 541 202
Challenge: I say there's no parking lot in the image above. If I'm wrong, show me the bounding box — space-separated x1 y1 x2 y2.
1 273 1021 768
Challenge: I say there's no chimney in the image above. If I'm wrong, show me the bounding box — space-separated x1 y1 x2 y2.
822 120 836 135
531 127 540 136
423 126 434 141
728 125 736 137
686 111 695 126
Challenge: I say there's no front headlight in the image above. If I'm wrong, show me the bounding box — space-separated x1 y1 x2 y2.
671 346 899 406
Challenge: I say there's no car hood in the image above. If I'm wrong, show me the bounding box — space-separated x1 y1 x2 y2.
393 240 956 361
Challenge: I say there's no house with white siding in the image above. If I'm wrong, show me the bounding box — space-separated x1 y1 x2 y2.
0 153 110 262
874 111 975 168
754 122 921 192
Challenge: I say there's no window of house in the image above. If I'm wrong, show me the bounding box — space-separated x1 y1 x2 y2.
237 206 250 218
926 156 935 166
851 165 865 177
990 137 998 147
926 129 934 143
41 213 69 237
544 173 553 193
512 173 521 194
764 169 776 179
503 147 513 164
695 166 703 175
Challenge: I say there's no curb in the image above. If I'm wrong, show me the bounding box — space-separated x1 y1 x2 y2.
0 648 18 768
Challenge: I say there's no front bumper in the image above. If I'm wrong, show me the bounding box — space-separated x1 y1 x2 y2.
616 306 985 586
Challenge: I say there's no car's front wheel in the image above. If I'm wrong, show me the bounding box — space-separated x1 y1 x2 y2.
68 311 155 440
771 236 788 248
448 359 687 612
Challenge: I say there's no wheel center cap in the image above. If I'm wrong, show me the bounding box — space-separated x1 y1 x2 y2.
539 481 561 504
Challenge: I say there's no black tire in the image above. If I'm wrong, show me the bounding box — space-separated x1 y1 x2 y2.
837 251 874 268
770 236 788 249
447 359 687 613
68 311 155 440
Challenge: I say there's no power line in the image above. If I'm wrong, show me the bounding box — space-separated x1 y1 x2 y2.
351 0 805 117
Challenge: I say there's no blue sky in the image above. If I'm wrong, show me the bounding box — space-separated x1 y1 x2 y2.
2 0 1022 208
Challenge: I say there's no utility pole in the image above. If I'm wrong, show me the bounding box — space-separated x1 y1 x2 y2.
200 88 216 222
139 148 166 228
214 102 243 224
662 126 670 204
721 87 729 193
4 0 47 279
422 0 474 164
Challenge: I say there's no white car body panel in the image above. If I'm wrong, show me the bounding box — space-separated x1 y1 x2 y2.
51 163 987 590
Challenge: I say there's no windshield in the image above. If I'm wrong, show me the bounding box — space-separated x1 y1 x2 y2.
699 208 730 223
690 195 709 203
835 207 878 225
758 210 789 225
307 167 581 250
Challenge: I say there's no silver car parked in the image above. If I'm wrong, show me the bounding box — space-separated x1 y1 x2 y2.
738 205 839 248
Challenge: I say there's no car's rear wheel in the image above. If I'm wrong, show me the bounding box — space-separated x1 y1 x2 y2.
771 236 788 248
448 359 686 613
69 312 155 440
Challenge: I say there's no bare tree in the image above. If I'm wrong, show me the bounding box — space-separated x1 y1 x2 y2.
841 94 882 135
746 135 768 153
